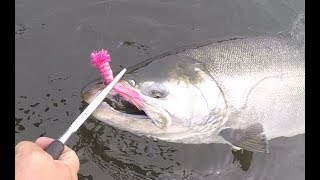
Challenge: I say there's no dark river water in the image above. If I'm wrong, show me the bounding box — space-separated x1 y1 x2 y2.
15 0 305 179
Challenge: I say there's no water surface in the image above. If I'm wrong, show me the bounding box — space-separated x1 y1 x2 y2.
16 0 305 179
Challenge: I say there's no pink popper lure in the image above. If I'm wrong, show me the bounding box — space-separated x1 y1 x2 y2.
90 49 144 109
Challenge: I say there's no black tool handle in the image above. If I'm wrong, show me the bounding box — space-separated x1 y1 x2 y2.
44 140 65 160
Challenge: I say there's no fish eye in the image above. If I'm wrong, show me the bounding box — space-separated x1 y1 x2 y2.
128 79 136 86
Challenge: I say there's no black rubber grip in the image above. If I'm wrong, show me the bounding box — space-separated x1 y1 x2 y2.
44 140 65 160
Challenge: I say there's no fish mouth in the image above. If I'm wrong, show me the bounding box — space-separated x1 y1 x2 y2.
81 80 171 129
104 92 146 116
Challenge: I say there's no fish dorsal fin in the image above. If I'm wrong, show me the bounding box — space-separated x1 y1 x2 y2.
290 12 304 31
289 12 305 40
279 12 305 42
219 123 269 153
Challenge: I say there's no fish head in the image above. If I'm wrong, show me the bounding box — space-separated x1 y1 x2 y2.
82 55 227 143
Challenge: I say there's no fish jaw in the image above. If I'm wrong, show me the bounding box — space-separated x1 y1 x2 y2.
81 81 173 132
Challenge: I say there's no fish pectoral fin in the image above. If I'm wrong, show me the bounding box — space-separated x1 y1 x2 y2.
219 123 269 153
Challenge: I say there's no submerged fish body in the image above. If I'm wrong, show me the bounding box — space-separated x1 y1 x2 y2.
82 14 304 152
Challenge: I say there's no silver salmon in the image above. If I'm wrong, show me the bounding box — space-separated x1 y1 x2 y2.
82 14 304 153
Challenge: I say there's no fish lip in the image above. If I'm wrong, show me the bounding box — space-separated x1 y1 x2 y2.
81 81 148 117
82 80 172 129
82 91 152 121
